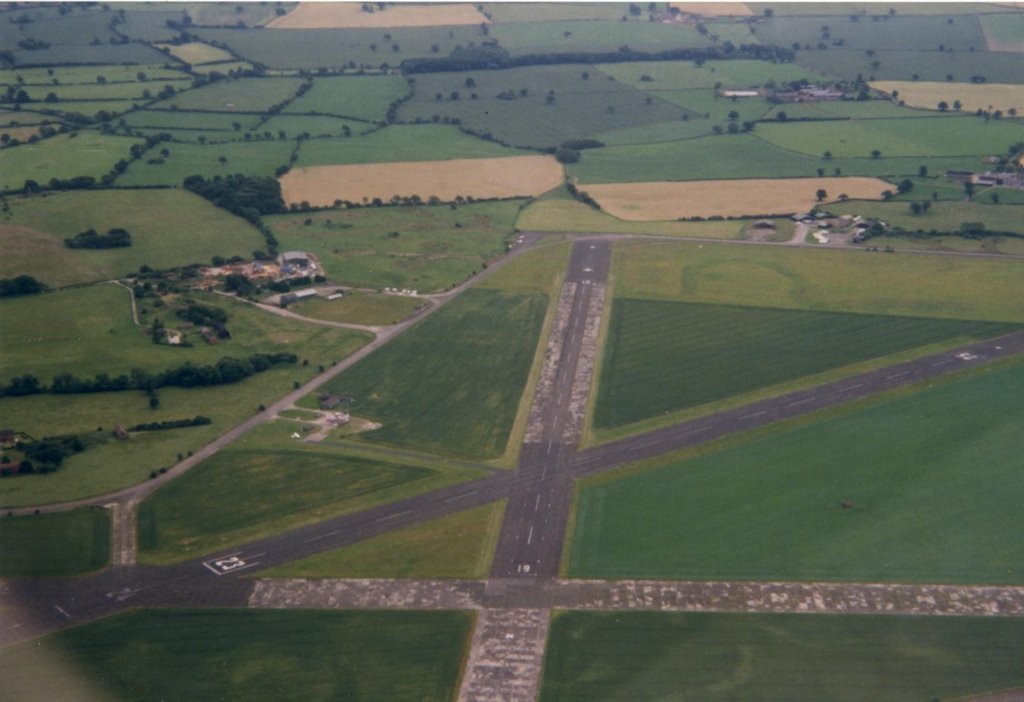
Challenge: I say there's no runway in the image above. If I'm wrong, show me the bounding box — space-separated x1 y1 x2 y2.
3 236 1023 652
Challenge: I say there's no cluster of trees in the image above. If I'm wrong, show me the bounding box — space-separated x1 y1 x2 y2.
0 353 297 399
175 300 228 327
0 275 47 298
566 182 600 210
183 173 284 255
126 415 212 432
403 42 793 74
64 227 132 249
1 434 85 478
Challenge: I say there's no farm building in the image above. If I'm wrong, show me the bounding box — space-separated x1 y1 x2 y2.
279 288 318 307
720 89 760 98
278 251 312 268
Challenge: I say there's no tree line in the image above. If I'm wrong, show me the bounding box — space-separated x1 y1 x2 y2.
183 173 285 256
64 227 132 249
0 275 47 297
0 353 297 398
402 42 794 74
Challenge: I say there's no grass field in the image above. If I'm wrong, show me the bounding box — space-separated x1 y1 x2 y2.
0 508 109 577
151 77 304 113
0 64 187 86
262 500 505 579
0 293 369 507
294 125 529 167
981 11 1024 51
597 59 821 91
115 139 294 186
281 155 562 207
119 109 262 132
398 63 691 149
829 199 1024 235
194 25 484 70
0 133 138 191
138 443 482 562
0 609 471 702
612 239 1024 322
755 115 1024 158
0 189 263 285
283 74 409 122
764 99 939 120
872 80 1024 113
0 285 366 381
155 41 235 65
585 176 891 220
9 82 175 102
288 291 426 326
490 19 721 55
267 199 520 291
793 47 1024 85
570 360 1024 584
322 288 547 459
568 133 982 184
593 298 1017 428
757 14 987 53
269 2 488 28
541 611 1024 702
516 196 753 238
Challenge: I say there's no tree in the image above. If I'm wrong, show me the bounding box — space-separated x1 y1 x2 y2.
964 181 975 200
816 188 828 202
897 178 913 194
822 150 833 160
776 110 787 121
870 149 881 159
918 165 928 177
937 101 948 111
910 202 922 215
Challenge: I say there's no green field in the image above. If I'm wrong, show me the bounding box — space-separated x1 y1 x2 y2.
138 444 482 562
288 291 426 326
0 294 369 507
0 64 188 86
571 360 1024 583
755 115 1024 158
115 139 294 186
0 286 363 381
613 239 1024 322
490 19 722 55
151 76 305 112
0 508 109 577
156 41 235 66
981 12 1024 50
0 133 139 190
0 189 263 285
541 611 1024 702
398 64 691 149
284 74 410 122
195 25 484 70
262 500 505 579
266 199 520 292
794 47 1024 85
597 59 823 91
830 199 1024 235
594 298 1017 428
764 99 940 120
323 288 547 459
294 124 528 166
119 109 262 132
569 131 984 183
0 609 470 702
259 114 366 139
757 14 987 53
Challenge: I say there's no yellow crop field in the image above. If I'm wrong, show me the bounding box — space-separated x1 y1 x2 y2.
155 42 235 65
871 81 1024 114
268 2 489 28
670 2 753 16
279 155 564 206
585 177 893 221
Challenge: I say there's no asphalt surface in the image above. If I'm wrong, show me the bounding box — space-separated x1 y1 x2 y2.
3 234 1024 650
490 240 611 579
